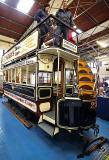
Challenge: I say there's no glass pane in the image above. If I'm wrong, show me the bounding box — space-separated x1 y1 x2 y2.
9 70 11 82
54 71 61 84
66 70 73 85
12 69 15 82
38 72 51 85
22 67 26 84
27 64 36 85
16 68 20 83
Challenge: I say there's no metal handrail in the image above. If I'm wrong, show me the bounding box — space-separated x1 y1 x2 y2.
4 14 78 55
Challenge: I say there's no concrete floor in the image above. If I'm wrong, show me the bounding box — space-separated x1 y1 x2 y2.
0 97 109 160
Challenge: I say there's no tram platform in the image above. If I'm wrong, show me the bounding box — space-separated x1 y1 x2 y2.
0 97 109 160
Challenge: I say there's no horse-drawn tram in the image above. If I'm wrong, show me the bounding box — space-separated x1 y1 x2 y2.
2 15 98 136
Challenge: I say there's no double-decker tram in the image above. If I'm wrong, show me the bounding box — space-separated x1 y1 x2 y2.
2 15 98 136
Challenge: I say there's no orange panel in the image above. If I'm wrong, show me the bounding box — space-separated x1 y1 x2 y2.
79 74 94 82
78 67 92 74
79 81 94 89
78 61 88 67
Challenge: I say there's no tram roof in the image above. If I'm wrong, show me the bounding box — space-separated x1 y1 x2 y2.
38 48 79 61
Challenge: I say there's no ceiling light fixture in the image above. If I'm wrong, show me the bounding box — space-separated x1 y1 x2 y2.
76 29 82 34
96 40 108 48
17 0 34 14
73 25 77 29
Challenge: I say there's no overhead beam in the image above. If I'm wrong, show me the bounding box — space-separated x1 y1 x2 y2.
73 0 102 20
0 39 15 45
0 32 18 40
78 20 109 42
0 26 22 35
0 15 28 29
104 0 109 8
78 7 98 25
79 33 109 48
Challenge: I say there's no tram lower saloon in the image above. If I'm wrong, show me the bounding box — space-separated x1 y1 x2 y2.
37 50 97 136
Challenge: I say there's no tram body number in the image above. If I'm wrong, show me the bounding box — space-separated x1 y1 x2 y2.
90 101 97 109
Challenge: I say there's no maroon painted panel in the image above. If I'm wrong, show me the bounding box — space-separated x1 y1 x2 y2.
0 28 20 40
0 3 33 26
0 18 25 34
83 1 109 23
70 0 109 32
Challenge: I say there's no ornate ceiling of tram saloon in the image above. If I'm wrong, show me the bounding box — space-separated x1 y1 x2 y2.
0 0 109 58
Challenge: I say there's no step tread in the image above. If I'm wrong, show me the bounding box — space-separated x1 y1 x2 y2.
79 73 93 75
44 110 55 121
78 66 90 68
79 81 94 83
38 121 55 136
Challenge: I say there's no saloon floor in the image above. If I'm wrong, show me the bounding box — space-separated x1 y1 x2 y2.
0 97 109 160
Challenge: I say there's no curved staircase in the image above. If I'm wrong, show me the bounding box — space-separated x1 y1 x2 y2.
78 60 96 99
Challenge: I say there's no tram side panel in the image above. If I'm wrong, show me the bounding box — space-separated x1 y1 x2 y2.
3 59 53 116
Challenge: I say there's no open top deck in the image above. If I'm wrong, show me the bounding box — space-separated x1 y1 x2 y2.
2 14 78 66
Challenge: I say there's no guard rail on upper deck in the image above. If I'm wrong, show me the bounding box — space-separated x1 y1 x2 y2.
2 14 78 66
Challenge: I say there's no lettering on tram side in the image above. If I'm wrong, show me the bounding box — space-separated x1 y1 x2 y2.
3 57 36 71
62 39 77 53
90 101 97 109
4 91 37 112
2 31 38 65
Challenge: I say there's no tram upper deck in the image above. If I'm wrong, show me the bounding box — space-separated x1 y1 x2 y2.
2 14 78 66
2 15 79 102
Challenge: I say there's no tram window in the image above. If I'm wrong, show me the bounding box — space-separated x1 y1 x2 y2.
27 65 36 86
66 69 73 85
12 69 15 82
3 72 5 82
38 72 51 85
5 71 8 82
8 70 11 82
3 71 7 82
54 71 61 84
21 66 26 84
16 68 20 83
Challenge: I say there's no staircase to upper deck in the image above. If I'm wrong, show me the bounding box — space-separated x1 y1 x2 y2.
78 61 96 99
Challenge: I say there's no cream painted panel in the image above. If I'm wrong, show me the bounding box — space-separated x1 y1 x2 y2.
38 61 53 72
65 61 74 69
39 102 50 112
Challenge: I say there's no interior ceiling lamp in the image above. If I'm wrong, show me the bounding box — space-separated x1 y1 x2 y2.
17 0 34 14
73 25 77 29
96 39 109 48
76 29 82 34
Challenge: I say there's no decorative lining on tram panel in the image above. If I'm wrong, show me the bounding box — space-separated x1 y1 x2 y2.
2 15 98 136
